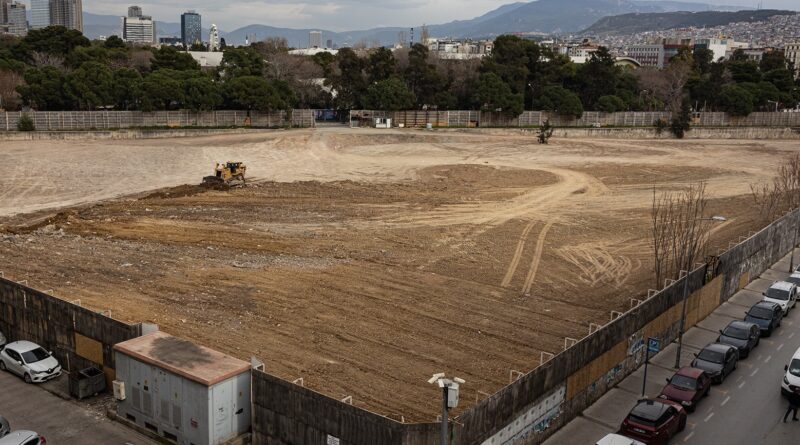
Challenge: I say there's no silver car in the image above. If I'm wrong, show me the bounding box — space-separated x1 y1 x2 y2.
0 431 45 445
0 341 61 384
0 416 9 437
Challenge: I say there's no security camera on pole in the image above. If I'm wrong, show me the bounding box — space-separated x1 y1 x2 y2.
428 373 465 445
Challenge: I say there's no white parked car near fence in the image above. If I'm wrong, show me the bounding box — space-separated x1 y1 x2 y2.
0 341 61 384
763 281 797 315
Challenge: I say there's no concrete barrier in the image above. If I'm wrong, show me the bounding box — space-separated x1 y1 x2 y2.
0 128 271 141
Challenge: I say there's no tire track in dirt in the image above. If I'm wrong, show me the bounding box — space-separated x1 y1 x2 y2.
521 222 554 295
501 221 536 287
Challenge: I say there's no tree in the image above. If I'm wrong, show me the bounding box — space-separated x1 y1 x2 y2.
17 66 70 110
404 43 445 107
184 76 222 111
365 77 415 111
150 46 199 71
223 76 292 111
219 47 264 79
312 52 336 77
367 47 396 83
104 35 126 49
16 113 34 131
596 95 626 113
537 85 583 119
670 98 692 138
251 37 289 57
328 48 367 109
112 68 142 110
481 35 530 95
17 26 90 59
575 47 619 110
759 50 787 73
0 69 24 110
537 119 554 144
139 69 185 110
692 47 714 75
719 84 754 116
472 72 523 117
66 61 114 109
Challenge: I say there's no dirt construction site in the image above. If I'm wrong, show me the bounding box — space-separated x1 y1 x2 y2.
0 128 795 421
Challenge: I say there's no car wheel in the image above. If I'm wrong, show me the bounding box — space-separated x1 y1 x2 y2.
23 373 32 384
678 414 687 432
0 360 5 371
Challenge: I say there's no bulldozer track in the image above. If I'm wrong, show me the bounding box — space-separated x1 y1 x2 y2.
501 221 537 288
521 222 554 295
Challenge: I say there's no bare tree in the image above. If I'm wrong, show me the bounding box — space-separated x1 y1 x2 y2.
651 183 711 288
0 69 24 111
30 52 65 69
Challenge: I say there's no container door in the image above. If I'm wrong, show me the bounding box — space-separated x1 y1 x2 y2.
213 383 233 443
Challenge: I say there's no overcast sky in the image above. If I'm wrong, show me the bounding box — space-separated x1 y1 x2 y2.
83 0 799 31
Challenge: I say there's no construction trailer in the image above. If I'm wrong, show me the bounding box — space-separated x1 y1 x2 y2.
114 331 251 445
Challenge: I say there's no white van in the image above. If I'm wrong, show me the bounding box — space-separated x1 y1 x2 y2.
763 281 797 315
783 346 800 396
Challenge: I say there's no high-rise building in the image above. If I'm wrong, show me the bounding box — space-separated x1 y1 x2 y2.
625 44 666 68
326 39 333 49
786 41 800 80
29 0 50 29
181 10 201 47
2 1 27 36
309 30 322 49
122 5 155 44
50 0 83 31
208 24 219 51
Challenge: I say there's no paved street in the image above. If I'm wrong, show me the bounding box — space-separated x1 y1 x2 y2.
545 250 800 445
0 370 158 444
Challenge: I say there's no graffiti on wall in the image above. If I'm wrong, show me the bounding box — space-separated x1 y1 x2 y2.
479 384 566 445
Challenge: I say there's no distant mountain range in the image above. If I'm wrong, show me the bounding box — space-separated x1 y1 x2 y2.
583 9 797 35
81 0 760 46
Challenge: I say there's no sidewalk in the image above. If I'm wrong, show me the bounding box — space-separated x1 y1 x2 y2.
544 250 799 445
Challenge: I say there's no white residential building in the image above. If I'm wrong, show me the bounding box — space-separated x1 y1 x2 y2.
786 41 800 79
309 30 322 48
29 0 49 29
0 0 27 36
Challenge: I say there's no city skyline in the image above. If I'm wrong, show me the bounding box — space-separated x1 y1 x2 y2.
77 0 800 33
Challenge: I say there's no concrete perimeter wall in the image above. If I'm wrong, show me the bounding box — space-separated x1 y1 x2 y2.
250 209 800 445
0 277 143 383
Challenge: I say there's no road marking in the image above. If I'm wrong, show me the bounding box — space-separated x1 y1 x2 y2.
756 354 763 360
765 355 772 363
751 368 760 377
739 381 746 389
721 396 731 406
789 332 795 339
684 432 695 442
777 343 784 351
704 412 714 422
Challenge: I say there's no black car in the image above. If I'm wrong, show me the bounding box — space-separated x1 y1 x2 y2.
718 320 760 359
691 343 738 383
745 301 783 336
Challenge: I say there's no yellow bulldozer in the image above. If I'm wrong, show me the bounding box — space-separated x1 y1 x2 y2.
203 161 247 185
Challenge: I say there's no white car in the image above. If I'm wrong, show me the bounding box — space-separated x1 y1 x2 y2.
596 434 645 445
0 431 46 445
783 346 800 397
0 341 61 384
762 281 797 315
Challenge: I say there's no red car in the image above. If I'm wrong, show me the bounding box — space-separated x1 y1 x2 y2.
619 398 687 445
658 367 712 412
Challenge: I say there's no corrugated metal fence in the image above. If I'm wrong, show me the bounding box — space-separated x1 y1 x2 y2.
0 109 316 131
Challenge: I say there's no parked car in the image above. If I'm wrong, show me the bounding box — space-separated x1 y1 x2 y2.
783 272 800 288
618 398 686 445
0 431 45 445
596 434 646 445
0 416 9 438
658 367 711 412
782 345 800 397
717 320 760 358
0 341 61 384
691 343 738 383
762 281 797 314
744 301 783 337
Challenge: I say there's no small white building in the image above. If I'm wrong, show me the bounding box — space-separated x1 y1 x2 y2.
187 51 224 68
114 332 251 445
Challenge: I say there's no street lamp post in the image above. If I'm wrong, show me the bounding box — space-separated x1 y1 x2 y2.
674 215 727 369
428 373 465 445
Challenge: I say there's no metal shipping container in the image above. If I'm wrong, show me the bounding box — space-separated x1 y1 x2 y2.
114 332 251 445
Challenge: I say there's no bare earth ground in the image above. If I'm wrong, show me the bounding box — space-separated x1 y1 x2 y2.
0 128 795 422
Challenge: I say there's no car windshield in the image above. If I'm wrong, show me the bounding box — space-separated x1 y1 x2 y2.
722 326 750 340
698 349 724 363
629 413 657 428
786 276 800 285
749 307 774 320
21 347 49 364
766 288 791 301
790 359 800 378
669 374 698 390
